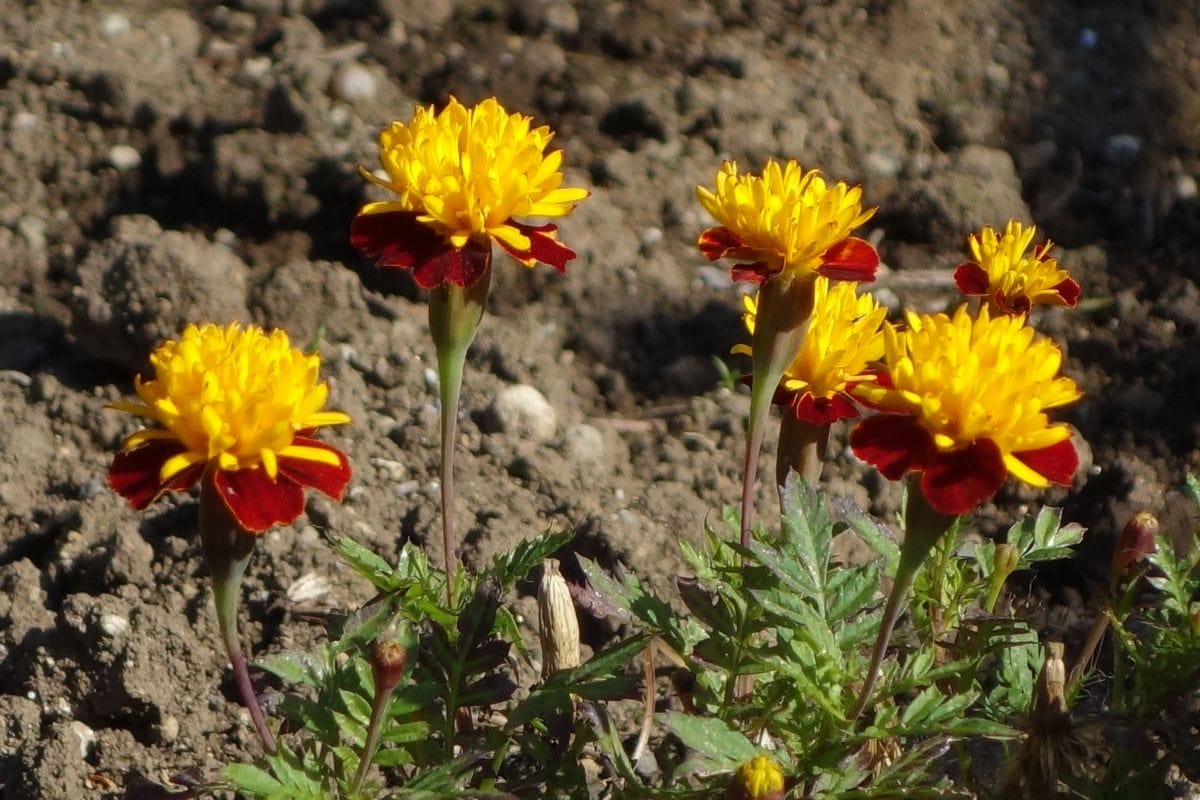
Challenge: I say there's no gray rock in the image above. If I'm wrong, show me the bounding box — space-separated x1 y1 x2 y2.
69 215 251 372
487 385 557 443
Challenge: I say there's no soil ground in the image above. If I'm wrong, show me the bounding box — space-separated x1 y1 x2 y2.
1 0 1199 797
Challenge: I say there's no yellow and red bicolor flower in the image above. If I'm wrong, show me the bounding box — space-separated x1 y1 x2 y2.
734 277 886 424
954 221 1080 315
351 96 589 289
850 305 1081 515
696 159 879 284
107 323 352 533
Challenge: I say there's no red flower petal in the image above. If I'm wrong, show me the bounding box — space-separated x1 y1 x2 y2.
697 226 744 261
1011 438 1078 486
277 436 352 501
729 262 771 283
350 209 491 289
1054 277 1081 308
994 289 1031 316
818 237 879 282
500 221 578 273
412 239 491 289
793 391 860 425
920 439 1007 515
850 414 936 480
953 262 990 296
211 467 305 534
108 440 205 510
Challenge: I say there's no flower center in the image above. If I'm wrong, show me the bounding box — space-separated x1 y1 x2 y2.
125 323 345 476
863 306 1080 454
371 97 587 249
697 159 874 275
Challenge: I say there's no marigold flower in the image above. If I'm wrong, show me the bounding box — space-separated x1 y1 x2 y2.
726 755 785 800
108 323 351 532
851 305 1080 515
734 277 885 424
351 96 589 289
696 159 879 284
954 221 1081 315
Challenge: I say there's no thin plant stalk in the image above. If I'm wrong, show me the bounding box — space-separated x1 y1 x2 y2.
352 642 407 794
849 478 957 720
198 476 276 753
739 276 815 548
428 264 492 603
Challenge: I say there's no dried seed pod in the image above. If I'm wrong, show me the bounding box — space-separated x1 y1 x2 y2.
538 559 581 678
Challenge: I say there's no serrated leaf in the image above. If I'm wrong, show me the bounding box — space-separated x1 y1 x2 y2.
492 529 574 590
333 535 400 590
257 651 322 687
222 764 283 795
576 557 683 650
658 710 762 772
495 606 531 663
841 505 900 570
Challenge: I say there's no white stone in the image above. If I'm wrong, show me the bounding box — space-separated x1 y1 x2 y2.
70 720 96 759
99 614 129 637
101 13 130 37
491 385 557 443
107 145 142 172
562 423 605 465
330 62 376 102
287 572 331 603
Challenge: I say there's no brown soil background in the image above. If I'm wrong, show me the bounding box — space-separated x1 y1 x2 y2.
1 0 1199 797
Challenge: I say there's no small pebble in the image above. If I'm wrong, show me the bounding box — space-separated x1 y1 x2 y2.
1104 133 1141 167
70 720 96 759
99 614 129 638
562 423 605 465
13 111 38 131
489 384 557 443
1077 27 1098 49
101 13 130 37
370 457 406 481
422 367 438 392
330 62 376 102
1174 174 1198 201
107 145 142 172
159 714 180 744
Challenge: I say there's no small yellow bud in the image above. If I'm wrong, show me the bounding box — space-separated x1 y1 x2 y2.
727 755 785 800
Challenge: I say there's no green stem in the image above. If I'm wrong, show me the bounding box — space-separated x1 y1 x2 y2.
739 276 816 548
849 478 958 720
350 685 395 794
775 415 830 502
427 263 492 604
199 476 276 753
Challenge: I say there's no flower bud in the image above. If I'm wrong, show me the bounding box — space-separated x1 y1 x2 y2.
726 755 784 800
538 559 581 678
1110 512 1158 592
994 542 1020 577
371 641 408 695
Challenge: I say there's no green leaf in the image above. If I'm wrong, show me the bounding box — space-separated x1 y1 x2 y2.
373 747 414 767
841 504 900 571
1185 473 1200 506
576 556 683 650
658 710 762 772
222 763 283 795
491 528 575 590
257 651 323 687
333 535 401 590
339 688 373 724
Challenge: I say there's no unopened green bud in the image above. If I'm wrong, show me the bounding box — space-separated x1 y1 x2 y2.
994 543 1020 577
727 755 784 800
